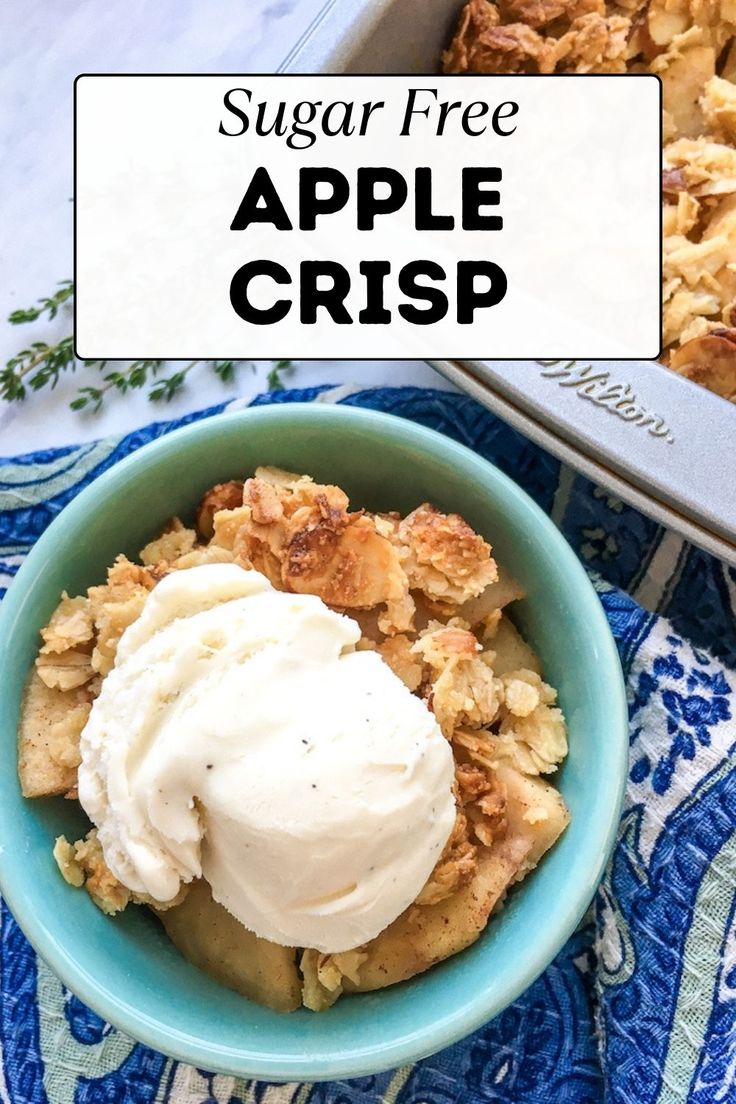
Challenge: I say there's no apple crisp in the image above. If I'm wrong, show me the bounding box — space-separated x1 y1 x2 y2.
20 468 569 1012
445 0 736 401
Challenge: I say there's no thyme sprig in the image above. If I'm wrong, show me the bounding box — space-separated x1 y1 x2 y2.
7 279 74 326
69 360 237 412
2 281 293 412
267 359 295 391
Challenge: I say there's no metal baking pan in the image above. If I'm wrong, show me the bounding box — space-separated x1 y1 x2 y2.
281 1 736 567
431 360 736 568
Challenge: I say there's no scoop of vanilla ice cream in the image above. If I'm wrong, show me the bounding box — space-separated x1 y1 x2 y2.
77 563 455 952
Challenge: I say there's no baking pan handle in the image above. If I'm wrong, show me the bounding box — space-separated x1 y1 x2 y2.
430 359 736 552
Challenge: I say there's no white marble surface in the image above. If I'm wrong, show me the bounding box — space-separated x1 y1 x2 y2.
0 0 450 456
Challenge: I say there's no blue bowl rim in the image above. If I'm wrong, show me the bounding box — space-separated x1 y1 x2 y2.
0 402 628 1081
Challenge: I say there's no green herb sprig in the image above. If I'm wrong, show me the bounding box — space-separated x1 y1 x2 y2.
266 360 295 391
7 279 74 325
2 281 293 412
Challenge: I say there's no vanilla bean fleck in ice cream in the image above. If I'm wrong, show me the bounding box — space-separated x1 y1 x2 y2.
77 563 456 953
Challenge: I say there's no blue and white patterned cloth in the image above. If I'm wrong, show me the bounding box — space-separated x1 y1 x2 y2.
1 385 735 1104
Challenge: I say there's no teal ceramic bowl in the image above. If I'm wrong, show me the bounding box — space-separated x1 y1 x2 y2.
0 404 627 1082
